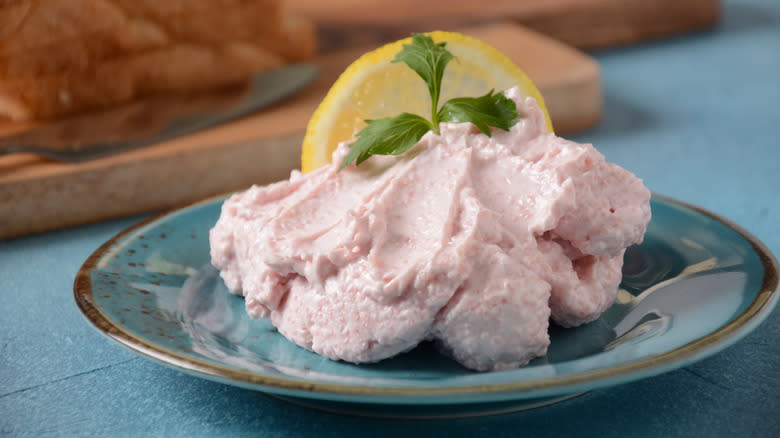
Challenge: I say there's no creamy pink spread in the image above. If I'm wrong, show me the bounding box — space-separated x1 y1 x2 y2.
209 88 651 371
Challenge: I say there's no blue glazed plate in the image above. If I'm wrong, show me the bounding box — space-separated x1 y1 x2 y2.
74 195 778 418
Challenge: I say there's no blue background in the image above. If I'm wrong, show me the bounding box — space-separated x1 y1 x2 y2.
2 1 778 436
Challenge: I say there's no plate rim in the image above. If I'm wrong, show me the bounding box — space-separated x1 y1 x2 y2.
73 193 779 400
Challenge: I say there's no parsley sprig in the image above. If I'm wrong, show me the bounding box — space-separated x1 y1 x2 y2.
340 33 519 169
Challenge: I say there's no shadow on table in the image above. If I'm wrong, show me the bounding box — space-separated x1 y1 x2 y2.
159 363 741 438
719 2 779 34
567 92 660 143
592 93 660 137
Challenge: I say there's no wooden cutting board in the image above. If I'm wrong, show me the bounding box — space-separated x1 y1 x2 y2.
0 23 600 240
288 0 720 51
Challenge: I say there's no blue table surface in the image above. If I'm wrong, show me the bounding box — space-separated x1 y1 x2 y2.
2 1 779 437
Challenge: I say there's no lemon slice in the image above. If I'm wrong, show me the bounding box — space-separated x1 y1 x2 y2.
301 31 553 172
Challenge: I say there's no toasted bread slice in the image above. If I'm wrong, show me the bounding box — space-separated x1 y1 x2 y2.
0 0 286 78
274 16 317 62
0 0 266 54
0 20 169 78
0 0 316 119
0 42 284 120
1 0 128 54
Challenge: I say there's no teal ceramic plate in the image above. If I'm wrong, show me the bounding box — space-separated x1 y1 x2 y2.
75 195 778 418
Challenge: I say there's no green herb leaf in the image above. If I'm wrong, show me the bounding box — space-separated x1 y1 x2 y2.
438 90 519 136
340 33 524 169
339 113 432 169
392 34 454 129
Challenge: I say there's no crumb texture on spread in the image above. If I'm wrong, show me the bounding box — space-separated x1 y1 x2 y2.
210 88 651 371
